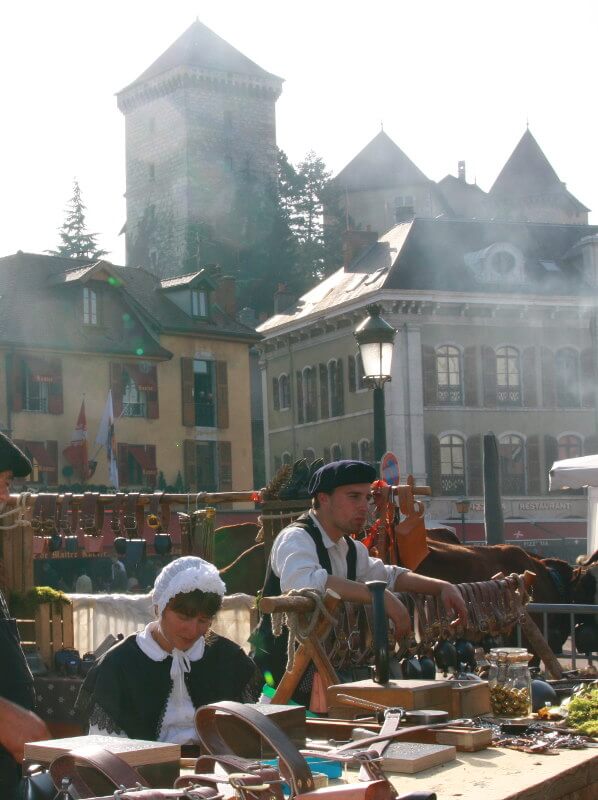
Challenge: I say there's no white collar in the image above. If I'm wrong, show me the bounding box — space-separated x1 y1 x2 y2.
308 510 340 550
136 623 206 663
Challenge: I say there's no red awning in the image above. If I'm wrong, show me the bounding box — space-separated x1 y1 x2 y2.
128 445 157 475
24 441 56 470
24 356 57 383
123 364 157 393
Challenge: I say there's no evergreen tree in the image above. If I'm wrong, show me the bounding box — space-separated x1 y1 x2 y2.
49 180 108 259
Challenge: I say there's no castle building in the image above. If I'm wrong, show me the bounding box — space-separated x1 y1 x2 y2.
117 20 283 278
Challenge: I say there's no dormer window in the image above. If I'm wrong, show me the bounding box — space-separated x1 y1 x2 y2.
83 287 97 325
191 288 208 318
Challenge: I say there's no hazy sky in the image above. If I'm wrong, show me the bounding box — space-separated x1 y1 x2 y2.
2 0 596 264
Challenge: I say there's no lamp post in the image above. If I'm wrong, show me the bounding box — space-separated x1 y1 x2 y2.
354 304 397 466
455 497 470 543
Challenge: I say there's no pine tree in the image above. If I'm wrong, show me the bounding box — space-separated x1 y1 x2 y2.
49 179 108 259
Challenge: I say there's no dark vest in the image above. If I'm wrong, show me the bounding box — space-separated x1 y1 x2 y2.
251 513 356 689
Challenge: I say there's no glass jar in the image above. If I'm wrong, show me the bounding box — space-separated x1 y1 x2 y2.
487 647 532 717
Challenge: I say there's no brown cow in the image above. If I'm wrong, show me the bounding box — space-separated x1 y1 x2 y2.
213 523 261 570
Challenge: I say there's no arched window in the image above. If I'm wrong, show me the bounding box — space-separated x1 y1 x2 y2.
272 376 280 411
279 374 290 409
436 346 462 405
330 443 343 461
328 359 344 416
303 366 317 422
558 434 582 460
303 447 316 465
555 349 580 407
123 374 147 417
359 439 371 462
439 434 466 495
499 434 526 495
281 452 292 466
496 346 521 406
348 354 366 392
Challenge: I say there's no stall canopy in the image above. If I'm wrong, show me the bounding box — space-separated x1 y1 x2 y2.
550 454 598 556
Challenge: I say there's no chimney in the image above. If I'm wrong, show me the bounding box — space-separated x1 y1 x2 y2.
458 160 466 182
343 228 379 269
274 283 296 314
213 275 236 317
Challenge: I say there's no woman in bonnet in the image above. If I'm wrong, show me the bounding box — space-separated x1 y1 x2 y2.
77 557 262 743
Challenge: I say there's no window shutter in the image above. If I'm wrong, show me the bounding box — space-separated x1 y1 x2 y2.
521 347 537 407
118 443 129 488
482 346 497 407
425 434 441 495
466 434 483 496
584 435 598 455
422 346 437 406
337 358 344 415
463 346 478 406
319 364 329 419
544 435 558 493
110 362 124 418
216 361 229 429
218 440 232 491
183 439 198 489
296 371 304 424
526 435 541 495
580 348 596 408
348 356 356 393
146 366 159 419
323 446 331 463
144 445 157 489
180 358 195 427
11 355 23 412
541 347 556 407
308 367 317 421
272 377 280 411
351 441 358 459
48 359 63 415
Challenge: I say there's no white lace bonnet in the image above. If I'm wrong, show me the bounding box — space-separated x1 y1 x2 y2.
152 556 226 615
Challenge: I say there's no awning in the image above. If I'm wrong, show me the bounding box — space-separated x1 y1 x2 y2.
23 441 56 470
24 356 58 383
550 454 598 490
455 519 586 544
128 445 157 475
123 363 157 393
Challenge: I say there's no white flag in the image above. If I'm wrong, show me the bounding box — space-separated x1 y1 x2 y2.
96 390 119 489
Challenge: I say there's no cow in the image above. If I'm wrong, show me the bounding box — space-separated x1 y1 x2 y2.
213 523 262 569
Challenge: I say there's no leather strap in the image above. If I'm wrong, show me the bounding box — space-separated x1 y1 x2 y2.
195 701 315 796
49 745 149 796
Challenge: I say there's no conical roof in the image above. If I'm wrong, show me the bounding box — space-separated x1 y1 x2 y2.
335 131 429 191
121 19 281 92
491 129 564 197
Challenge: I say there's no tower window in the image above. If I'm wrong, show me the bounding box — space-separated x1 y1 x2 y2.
83 287 97 325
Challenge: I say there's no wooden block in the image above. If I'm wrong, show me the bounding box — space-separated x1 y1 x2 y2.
327 679 453 715
434 727 492 752
450 681 491 718
35 604 52 669
381 742 456 773
62 604 74 650
213 703 306 758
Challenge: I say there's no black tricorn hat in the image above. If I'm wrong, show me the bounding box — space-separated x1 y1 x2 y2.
0 432 32 477
308 459 377 497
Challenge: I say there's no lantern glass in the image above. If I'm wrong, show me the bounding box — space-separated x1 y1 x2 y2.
359 339 395 381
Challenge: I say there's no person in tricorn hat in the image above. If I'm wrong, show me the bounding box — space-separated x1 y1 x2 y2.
0 433 50 798
252 459 467 703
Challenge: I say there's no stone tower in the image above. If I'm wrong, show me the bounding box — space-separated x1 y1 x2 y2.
117 20 283 278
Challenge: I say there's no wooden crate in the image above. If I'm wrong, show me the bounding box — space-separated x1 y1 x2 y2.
34 602 75 669
0 513 34 594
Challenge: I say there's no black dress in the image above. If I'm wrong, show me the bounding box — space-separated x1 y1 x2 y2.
76 631 262 741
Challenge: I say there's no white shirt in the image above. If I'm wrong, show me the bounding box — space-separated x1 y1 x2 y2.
270 510 409 593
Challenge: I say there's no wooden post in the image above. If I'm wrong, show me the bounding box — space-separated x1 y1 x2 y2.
35 604 52 669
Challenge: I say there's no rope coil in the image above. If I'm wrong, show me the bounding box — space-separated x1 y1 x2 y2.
271 588 338 672
0 492 32 530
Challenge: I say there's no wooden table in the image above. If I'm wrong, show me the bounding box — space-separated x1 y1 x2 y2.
380 745 598 800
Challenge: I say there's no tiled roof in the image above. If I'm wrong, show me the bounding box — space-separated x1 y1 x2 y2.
160 269 214 289
258 219 598 334
334 131 430 191
119 19 282 93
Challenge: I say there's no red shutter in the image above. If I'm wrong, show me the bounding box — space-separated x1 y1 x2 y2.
581 348 596 408
466 434 483 496
272 377 280 411
146 366 159 419
544 435 558 492
218 441 233 491
425 435 441 496
183 439 198 489
118 443 129 488
337 358 344 416
482 346 497 407
463 346 478 407
216 361 229 429
11 355 23 412
541 347 556 407
319 364 329 419
422 346 437 406
110 362 124 418
296 371 304 424
348 356 356 393
526 435 541 495
521 347 537 407
146 445 157 489
48 359 63 415
181 358 195 427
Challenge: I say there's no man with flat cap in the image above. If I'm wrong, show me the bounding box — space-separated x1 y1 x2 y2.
252 459 467 701
0 433 50 798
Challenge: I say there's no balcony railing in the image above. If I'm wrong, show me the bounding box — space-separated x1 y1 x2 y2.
440 475 466 496
497 388 521 406
123 402 147 418
437 386 463 405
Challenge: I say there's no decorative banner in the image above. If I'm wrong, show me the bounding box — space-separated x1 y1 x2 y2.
381 451 400 485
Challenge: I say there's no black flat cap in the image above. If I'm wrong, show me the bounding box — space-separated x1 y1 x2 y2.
308 460 377 496
0 432 32 477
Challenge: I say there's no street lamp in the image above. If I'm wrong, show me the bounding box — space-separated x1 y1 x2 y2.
455 497 470 543
354 304 397 464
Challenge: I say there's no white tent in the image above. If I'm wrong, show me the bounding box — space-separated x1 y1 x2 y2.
550 455 598 555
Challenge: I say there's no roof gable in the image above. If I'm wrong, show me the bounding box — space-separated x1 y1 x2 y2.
491 129 566 198
335 131 429 191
